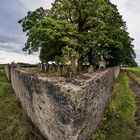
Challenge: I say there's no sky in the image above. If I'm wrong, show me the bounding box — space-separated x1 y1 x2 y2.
0 0 140 64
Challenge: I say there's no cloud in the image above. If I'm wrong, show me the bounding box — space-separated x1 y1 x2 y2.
0 0 53 64
125 0 140 11
0 0 27 48
19 0 53 10
0 42 23 52
0 50 40 64
110 0 140 51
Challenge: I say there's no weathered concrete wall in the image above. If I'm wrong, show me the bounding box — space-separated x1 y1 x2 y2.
4 64 11 81
114 66 120 79
10 67 120 140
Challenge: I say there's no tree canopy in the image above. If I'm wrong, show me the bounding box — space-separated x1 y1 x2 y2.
18 0 137 67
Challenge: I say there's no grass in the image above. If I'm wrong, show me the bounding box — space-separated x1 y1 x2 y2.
90 71 137 140
0 65 44 140
127 71 140 86
126 67 140 86
127 67 140 76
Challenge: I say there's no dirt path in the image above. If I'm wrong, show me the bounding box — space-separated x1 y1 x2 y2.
129 77 140 124
128 73 140 139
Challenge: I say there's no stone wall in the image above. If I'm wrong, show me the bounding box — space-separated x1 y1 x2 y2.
4 64 11 81
113 66 120 79
9 66 120 140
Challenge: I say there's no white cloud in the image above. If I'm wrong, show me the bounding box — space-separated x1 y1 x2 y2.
0 0 53 64
110 0 140 51
0 42 23 52
0 50 40 64
19 0 54 11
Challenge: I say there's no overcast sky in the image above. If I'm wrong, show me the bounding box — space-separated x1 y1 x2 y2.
0 0 140 64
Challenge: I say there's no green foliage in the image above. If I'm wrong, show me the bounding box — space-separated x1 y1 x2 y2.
0 65 44 140
91 71 137 140
19 0 137 67
22 16 77 62
18 7 48 33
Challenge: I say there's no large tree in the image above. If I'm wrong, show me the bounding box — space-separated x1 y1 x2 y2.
18 0 137 67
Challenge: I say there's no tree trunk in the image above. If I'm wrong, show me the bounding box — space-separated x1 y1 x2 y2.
88 49 93 65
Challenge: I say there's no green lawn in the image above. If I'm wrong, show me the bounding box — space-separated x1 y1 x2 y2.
91 71 137 140
0 65 44 140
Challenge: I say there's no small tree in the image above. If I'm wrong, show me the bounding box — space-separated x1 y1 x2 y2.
62 46 80 77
